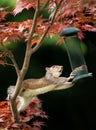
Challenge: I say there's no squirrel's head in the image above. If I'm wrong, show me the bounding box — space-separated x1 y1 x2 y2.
45 65 63 78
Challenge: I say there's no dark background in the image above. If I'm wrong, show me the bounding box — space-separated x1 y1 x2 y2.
0 33 96 130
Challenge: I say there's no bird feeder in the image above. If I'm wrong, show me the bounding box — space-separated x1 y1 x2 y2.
60 27 92 82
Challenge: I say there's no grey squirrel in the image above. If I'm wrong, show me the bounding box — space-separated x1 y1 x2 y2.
8 65 74 112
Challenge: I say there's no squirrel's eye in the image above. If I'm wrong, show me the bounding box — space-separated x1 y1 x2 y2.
52 65 55 68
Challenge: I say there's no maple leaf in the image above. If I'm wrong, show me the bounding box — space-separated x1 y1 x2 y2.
63 9 76 18
0 11 10 22
57 37 65 44
32 121 45 129
13 0 46 15
0 0 96 46
13 0 36 15
0 99 48 129
0 6 11 22
0 101 10 112
81 24 96 32
78 31 85 40
0 101 13 128
20 97 47 121
8 122 33 130
0 21 26 44
48 22 63 38
0 60 5 66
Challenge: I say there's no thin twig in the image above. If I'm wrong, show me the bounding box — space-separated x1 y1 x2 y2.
4 63 14 66
8 51 20 76
27 0 40 47
41 0 50 10
51 0 63 23
31 25 50 54
0 45 20 76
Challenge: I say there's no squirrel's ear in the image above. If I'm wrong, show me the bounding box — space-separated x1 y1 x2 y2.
45 67 49 71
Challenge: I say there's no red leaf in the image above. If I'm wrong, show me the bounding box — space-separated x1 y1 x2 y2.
0 118 5 123
78 32 85 40
0 101 10 111
0 60 5 66
31 38 40 47
63 9 76 17
0 99 48 129
8 122 33 130
33 121 45 129
13 0 37 15
57 37 64 44
81 24 96 32
0 11 10 21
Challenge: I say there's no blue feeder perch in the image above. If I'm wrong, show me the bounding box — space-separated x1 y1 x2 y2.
60 27 92 82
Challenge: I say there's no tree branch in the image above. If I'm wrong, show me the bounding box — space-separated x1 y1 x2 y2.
31 0 63 54
12 0 40 101
10 0 40 122
26 0 40 48
51 0 63 23
0 46 20 76
31 25 50 54
8 51 20 76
